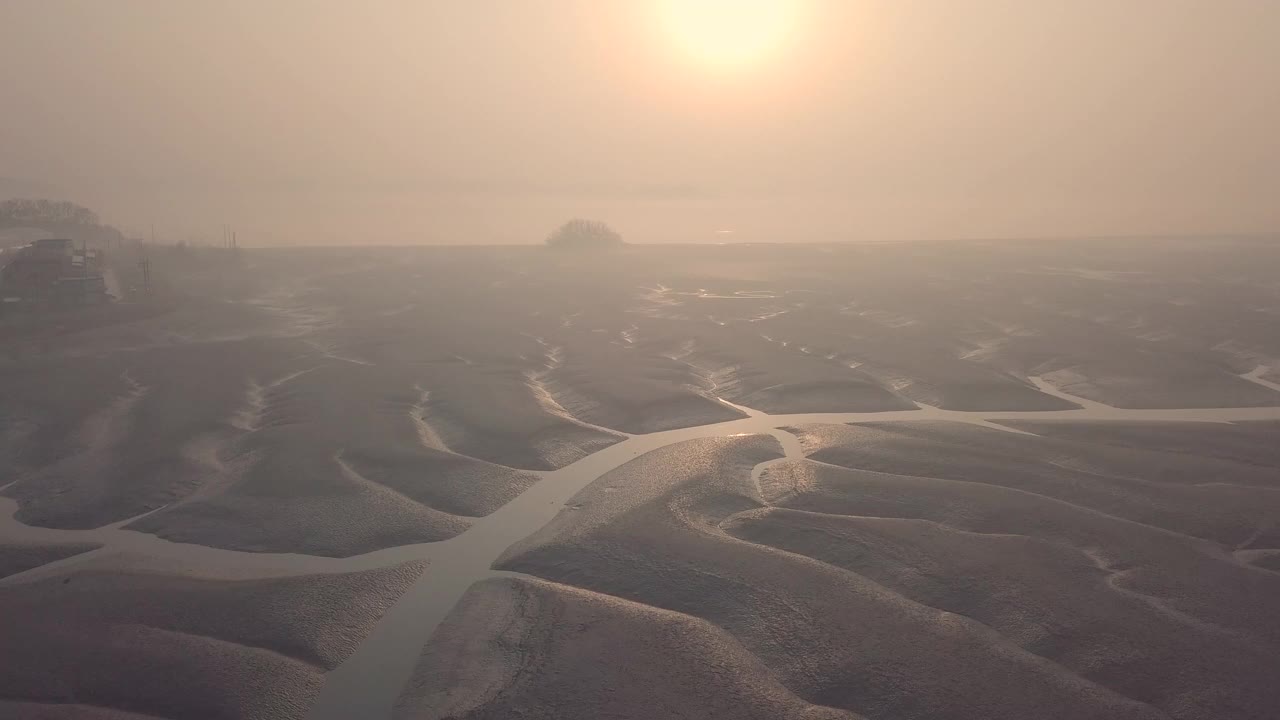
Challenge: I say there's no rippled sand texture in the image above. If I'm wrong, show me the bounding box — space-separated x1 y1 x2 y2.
0 555 425 720
6 240 1280 554
452 424 1280 720
2 238 1280 719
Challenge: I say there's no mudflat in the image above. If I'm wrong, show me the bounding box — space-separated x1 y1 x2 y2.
3 238 1280 719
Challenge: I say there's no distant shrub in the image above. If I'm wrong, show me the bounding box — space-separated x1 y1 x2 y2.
545 219 623 249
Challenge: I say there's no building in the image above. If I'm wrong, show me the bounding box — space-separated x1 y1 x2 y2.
0 238 110 306
52 275 110 306
30 237 75 257
0 253 65 296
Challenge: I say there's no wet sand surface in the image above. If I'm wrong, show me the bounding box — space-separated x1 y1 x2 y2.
3 239 1280 719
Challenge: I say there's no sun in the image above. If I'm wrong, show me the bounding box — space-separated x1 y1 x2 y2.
659 0 803 73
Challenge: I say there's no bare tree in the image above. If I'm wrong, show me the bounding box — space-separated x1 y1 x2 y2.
0 198 100 228
0 198 123 247
545 219 624 249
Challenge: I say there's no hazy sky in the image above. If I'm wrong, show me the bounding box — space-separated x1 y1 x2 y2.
2 1 1277 245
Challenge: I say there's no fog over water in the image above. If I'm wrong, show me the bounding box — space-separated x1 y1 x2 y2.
2 0 1278 244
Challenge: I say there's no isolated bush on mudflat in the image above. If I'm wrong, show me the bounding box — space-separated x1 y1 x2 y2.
545 219 624 249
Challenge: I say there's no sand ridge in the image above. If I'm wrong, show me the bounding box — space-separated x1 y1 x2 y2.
5 241 1280 718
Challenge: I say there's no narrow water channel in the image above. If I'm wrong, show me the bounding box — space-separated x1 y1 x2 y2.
4 376 1279 718
305 375 1280 719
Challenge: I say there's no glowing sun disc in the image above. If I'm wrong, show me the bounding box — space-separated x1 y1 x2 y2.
660 0 802 71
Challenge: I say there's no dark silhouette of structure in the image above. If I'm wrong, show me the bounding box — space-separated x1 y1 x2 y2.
0 237 110 306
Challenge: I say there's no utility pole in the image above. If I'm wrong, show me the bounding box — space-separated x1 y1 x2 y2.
138 256 151 294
